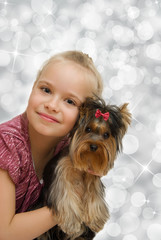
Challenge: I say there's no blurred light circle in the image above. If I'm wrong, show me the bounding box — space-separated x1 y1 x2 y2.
129 49 137 56
152 173 161 188
10 18 19 27
1 93 19 113
137 21 154 41
12 31 31 50
31 36 46 52
106 8 113 16
135 123 143 131
32 13 44 26
56 15 70 29
152 147 161 163
156 142 161 148
155 121 161 136
112 25 134 46
0 16 8 28
121 91 133 102
119 212 140 234
127 6 140 19
0 29 13 42
124 91 133 100
142 207 155 220
21 69 35 83
123 234 137 240
97 65 104 73
118 65 136 84
152 77 160 84
146 43 161 61
109 48 129 68
131 192 146 207
112 167 134 188
71 19 82 33
156 141 161 148
76 37 97 61
8 55 24 73
129 206 142 216
0 52 10 66
19 6 32 24
81 8 102 30
102 86 113 99
50 39 62 50
106 222 121 237
123 134 139 155
148 9 156 17
147 224 161 240
118 65 144 85
109 76 123 90
155 66 161 73
1 94 13 107
31 0 53 14
106 185 127 209
0 75 13 93
34 52 49 71
142 219 151 231
85 31 96 40
148 192 161 211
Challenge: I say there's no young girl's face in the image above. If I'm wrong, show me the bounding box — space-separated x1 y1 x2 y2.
26 61 95 138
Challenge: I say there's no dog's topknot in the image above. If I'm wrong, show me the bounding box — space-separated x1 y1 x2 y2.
79 96 131 152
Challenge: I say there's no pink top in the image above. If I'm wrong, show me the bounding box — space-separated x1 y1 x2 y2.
0 113 69 213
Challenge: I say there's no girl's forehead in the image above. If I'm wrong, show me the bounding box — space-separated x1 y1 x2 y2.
42 60 87 75
35 61 97 100
39 61 97 92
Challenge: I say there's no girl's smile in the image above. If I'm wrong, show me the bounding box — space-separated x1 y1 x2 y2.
38 112 60 123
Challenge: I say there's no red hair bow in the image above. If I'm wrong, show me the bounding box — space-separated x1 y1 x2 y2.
95 109 110 121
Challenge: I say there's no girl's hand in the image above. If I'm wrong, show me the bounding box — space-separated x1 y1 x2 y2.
0 168 57 240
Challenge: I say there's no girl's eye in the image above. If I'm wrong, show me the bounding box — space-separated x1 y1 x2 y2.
66 99 75 105
41 87 51 94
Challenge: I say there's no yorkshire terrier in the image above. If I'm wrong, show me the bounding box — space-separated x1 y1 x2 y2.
37 97 131 240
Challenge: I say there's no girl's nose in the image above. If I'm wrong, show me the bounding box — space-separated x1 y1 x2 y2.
44 96 60 112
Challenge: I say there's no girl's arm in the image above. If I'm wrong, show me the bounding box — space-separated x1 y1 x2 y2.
0 168 57 240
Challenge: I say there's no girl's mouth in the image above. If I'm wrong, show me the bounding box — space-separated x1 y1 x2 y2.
38 113 59 123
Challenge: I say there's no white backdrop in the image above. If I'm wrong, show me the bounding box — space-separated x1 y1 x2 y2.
0 0 161 239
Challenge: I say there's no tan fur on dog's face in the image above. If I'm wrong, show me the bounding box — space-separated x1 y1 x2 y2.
69 98 131 177
70 120 116 176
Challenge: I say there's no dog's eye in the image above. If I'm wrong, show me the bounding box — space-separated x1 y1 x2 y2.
85 127 91 133
104 132 109 139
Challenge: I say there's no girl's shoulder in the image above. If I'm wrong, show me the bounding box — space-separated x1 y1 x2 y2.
0 112 28 140
0 113 31 185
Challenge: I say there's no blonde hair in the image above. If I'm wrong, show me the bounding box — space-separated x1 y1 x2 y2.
35 50 103 97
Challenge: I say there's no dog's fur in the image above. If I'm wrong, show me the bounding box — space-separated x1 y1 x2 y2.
37 97 131 240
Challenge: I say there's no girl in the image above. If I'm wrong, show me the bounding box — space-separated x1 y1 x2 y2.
0 51 103 240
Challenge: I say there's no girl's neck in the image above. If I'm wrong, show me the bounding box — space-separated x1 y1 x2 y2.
28 123 62 180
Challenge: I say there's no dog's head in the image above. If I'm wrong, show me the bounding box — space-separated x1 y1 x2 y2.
70 97 131 177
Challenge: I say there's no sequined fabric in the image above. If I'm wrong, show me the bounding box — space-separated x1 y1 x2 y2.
0 113 69 213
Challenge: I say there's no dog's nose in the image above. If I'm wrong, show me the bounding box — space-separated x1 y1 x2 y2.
90 144 98 152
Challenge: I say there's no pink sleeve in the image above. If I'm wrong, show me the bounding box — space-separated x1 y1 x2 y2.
0 134 20 184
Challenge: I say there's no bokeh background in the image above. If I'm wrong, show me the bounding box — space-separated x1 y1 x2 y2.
0 0 161 239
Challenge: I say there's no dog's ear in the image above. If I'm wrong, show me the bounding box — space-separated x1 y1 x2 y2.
79 97 98 124
119 103 132 138
109 103 131 152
